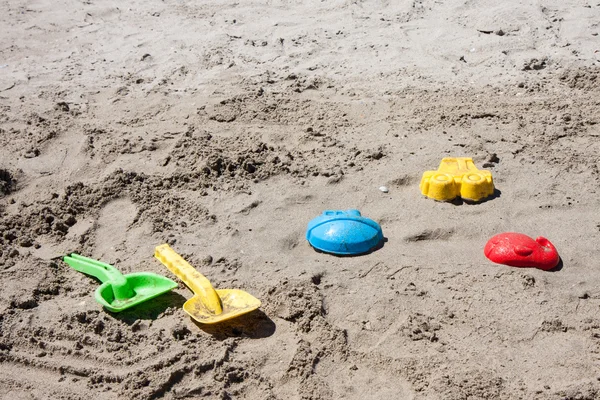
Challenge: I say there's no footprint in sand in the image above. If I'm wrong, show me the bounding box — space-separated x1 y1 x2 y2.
404 228 455 242
94 198 138 257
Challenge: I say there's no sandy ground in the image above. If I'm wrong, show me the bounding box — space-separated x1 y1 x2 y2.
1 0 600 399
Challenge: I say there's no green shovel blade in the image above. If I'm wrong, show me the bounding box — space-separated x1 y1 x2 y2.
95 272 179 312
64 254 178 313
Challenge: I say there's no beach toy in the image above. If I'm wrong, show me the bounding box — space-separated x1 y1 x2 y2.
420 157 494 202
154 244 261 324
306 209 383 255
484 232 559 270
63 253 178 312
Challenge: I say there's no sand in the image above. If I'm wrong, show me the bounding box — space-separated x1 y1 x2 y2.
1 0 600 398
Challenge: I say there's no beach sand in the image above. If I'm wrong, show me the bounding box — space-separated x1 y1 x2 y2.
1 0 600 398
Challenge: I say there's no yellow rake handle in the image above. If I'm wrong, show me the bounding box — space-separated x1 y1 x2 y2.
154 244 223 315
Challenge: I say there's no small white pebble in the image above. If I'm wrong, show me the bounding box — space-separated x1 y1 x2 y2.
379 186 389 193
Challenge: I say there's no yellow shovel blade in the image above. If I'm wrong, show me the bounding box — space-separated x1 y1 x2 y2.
183 289 261 324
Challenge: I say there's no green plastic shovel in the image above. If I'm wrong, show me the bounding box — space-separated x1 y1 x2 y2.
64 253 178 312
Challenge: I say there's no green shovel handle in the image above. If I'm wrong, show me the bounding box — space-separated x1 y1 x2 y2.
64 253 134 300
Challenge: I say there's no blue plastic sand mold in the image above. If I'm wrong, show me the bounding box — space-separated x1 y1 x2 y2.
306 210 383 255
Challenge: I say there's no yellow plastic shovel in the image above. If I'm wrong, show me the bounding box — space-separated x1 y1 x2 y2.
154 244 261 324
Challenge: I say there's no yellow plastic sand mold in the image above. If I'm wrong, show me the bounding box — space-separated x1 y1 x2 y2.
154 244 261 324
420 157 495 202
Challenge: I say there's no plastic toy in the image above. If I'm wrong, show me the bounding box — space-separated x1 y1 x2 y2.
420 157 494 202
484 232 559 270
63 253 178 312
306 209 383 255
154 244 261 324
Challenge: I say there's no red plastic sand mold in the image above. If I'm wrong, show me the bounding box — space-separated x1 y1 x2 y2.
484 232 560 271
